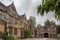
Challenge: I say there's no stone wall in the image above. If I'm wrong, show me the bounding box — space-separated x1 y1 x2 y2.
36 24 57 38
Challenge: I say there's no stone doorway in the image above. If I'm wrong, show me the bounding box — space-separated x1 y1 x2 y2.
44 33 48 38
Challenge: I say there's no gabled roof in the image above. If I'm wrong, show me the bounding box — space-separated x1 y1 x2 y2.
19 14 26 19
19 14 27 22
0 2 7 12
8 2 17 12
7 2 19 19
0 2 5 6
0 2 19 19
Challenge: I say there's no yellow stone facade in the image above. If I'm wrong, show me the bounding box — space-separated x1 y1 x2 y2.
0 2 27 38
0 24 4 33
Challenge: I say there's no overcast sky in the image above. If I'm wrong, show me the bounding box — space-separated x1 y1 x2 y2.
0 0 60 26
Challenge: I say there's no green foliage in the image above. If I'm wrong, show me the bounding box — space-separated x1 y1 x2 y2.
44 19 51 26
24 29 31 38
37 0 60 20
0 32 2 37
6 36 16 40
29 16 36 27
56 25 60 34
56 38 60 40
0 32 4 38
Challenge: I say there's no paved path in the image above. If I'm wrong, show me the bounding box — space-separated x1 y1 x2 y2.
0 38 56 40
18 38 56 40
0 38 3 40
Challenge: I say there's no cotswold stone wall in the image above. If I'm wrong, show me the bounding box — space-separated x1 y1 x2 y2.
37 24 57 38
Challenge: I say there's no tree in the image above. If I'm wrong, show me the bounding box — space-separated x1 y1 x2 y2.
29 16 36 26
37 0 60 20
28 16 36 37
56 25 60 34
44 19 51 26
24 29 31 38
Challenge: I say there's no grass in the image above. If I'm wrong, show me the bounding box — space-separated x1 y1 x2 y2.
56 38 60 40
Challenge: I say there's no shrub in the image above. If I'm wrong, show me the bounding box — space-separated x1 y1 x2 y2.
6 36 16 40
0 32 4 38
56 25 60 34
24 29 31 38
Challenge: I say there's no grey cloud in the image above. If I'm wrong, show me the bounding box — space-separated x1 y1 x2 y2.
0 0 60 26
14 0 60 26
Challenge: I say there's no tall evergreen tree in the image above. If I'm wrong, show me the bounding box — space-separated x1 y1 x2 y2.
29 16 36 27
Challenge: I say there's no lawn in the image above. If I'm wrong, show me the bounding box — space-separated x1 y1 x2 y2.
56 38 60 40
